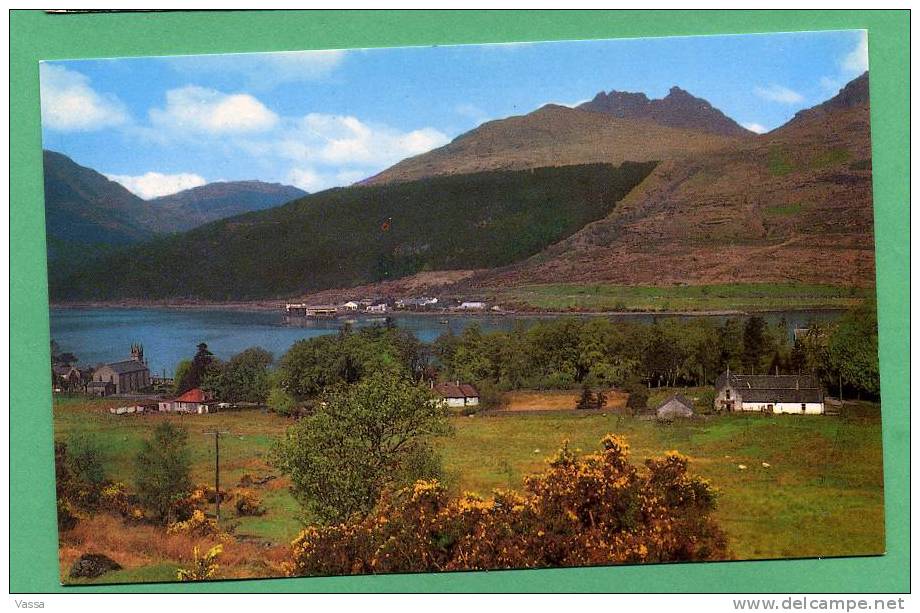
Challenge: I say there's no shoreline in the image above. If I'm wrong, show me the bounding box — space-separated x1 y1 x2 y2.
49 301 851 318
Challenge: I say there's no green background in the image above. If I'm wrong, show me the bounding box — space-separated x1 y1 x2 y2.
10 10 909 593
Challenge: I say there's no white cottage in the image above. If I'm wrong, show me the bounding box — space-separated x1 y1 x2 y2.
433 381 480 409
714 370 825 414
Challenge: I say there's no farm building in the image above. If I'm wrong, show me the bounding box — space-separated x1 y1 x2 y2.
341 301 360 311
161 388 215 414
285 304 339 318
458 301 486 310
366 303 388 313
655 394 695 419
91 344 150 394
714 370 825 414
433 381 480 409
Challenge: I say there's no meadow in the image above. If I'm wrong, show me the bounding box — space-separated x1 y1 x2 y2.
495 282 872 312
53 395 884 583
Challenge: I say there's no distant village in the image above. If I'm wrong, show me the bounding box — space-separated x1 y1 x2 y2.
283 296 494 319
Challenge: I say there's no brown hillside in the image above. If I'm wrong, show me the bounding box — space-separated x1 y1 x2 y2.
364 104 741 185
468 76 875 289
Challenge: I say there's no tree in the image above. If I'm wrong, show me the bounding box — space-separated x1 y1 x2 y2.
575 383 595 410
202 347 273 403
173 359 195 395
741 316 770 373
594 389 608 411
134 422 192 523
625 381 649 415
270 371 453 524
267 381 298 417
827 305 880 399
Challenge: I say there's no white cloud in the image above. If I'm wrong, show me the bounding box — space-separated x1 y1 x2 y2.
819 76 842 93
106 171 207 199
842 30 869 75
39 64 129 132
149 86 279 135
276 113 450 167
742 122 768 134
754 84 805 104
167 49 346 89
286 167 367 193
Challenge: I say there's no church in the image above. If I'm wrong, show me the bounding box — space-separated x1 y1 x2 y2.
91 344 151 395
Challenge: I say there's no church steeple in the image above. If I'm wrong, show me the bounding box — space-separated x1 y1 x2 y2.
131 343 145 363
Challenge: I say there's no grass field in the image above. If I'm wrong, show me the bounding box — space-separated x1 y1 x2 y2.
495 282 872 312
500 389 628 412
53 395 884 583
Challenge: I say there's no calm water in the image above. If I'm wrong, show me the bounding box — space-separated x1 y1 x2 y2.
50 307 844 377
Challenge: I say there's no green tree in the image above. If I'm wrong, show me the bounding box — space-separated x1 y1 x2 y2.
173 359 194 394
741 316 770 373
134 422 192 523
202 347 273 403
267 377 298 417
270 371 453 524
827 305 880 399
575 383 595 410
625 381 649 415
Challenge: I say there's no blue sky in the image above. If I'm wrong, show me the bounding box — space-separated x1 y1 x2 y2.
40 29 868 198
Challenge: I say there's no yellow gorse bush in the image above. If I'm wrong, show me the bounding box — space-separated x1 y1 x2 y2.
287 434 727 576
167 509 219 537
176 544 223 581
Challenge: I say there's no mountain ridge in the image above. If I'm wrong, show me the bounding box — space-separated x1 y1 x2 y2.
43 150 306 243
363 101 742 185
577 85 752 137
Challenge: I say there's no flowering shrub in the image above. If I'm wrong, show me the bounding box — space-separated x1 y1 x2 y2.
167 510 219 537
177 544 223 581
234 489 266 517
99 482 130 516
287 434 727 576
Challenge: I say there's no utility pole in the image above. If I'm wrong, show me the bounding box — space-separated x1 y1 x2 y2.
203 429 230 523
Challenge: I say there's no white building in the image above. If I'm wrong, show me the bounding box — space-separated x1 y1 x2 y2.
458 301 486 310
341 301 360 311
366 303 388 313
714 371 825 414
433 381 480 409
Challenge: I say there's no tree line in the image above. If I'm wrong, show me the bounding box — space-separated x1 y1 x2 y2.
166 304 879 413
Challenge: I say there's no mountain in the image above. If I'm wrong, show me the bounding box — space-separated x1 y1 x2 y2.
364 103 743 185
43 150 154 247
49 162 657 301
577 86 752 137
465 73 874 290
147 181 307 233
43 150 306 250
784 71 869 128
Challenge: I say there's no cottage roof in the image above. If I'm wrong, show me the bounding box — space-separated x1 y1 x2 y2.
656 394 694 411
174 388 212 403
715 373 823 403
434 382 479 399
100 359 149 375
53 364 79 376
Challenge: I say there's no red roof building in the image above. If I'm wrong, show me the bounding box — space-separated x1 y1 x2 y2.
174 388 212 403
168 388 215 414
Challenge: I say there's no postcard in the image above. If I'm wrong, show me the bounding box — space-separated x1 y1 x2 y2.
41 30 881 584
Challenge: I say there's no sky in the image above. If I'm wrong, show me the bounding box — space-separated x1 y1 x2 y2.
40 29 868 199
